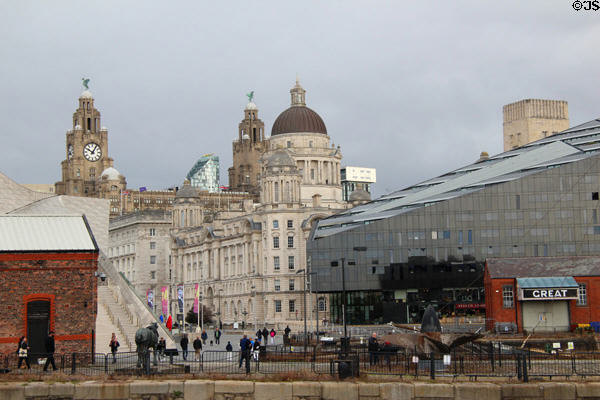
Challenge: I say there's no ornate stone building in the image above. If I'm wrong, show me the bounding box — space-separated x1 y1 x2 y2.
228 99 267 195
171 81 347 329
55 87 175 217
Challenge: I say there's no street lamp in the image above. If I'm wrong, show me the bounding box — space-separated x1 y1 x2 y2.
242 308 248 329
296 268 307 349
331 246 367 355
250 285 256 329
218 289 223 329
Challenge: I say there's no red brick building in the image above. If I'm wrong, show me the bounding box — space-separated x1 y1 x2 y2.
0 215 98 355
484 257 600 333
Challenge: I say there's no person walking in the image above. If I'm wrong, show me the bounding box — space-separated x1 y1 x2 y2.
238 334 251 373
225 341 233 361
180 334 189 361
201 330 208 345
255 328 262 340
269 328 276 345
193 336 202 361
109 333 120 364
17 337 30 369
43 331 58 371
214 328 222 345
262 327 269 344
157 337 166 360
368 332 379 366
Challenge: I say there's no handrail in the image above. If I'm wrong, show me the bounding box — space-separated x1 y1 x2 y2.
97 251 175 345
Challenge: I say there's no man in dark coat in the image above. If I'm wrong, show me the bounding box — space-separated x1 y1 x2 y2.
368 332 379 366
239 334 251 373
43 331 58 371
261 327 269 344
214 328 222 345
193 336 202 361
180 334 189 360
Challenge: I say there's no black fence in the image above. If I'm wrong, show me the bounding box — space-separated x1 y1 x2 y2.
3 347 600 381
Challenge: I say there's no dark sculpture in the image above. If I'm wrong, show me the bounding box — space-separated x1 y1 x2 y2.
135 323 159 370
420 305 442 333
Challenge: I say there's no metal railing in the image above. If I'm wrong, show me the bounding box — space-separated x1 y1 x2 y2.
2 346 600 380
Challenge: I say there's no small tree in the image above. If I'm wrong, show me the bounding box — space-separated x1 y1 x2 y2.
185 306 214 325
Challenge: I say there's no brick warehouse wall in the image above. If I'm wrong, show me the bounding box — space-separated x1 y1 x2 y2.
0 252 97 354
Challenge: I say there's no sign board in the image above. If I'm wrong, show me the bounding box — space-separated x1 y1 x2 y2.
568 342 574 350
455 303 486 309
553 342 561 349
443 354 451 366
519 288 578 301
411 356 419 363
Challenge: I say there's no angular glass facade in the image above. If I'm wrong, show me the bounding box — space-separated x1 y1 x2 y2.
308 119 600 324
186 155 220 192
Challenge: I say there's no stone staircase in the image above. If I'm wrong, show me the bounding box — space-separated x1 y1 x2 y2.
97 285 136 352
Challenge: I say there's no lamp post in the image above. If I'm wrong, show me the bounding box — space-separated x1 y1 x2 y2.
250 285 257 329
242 308 248 329
332 246 367 355
307 271 318 343
296 268 307 349
218 289 223 328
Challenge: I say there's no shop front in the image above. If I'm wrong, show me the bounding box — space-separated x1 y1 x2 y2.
485 256 600 334
517 277 578 332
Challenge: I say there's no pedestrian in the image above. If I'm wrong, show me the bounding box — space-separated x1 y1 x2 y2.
214 328 222 345
17 337 30 369
269 328 276 345
157 337 166 360
109 333 120 364
201 330 208 345
193 336 202 361
253 337 261 361
284 325 291 336
262 327 269 344
180 334 189 361
381 341 395 371
226 341 233 361
16 336 24 355
43 331 58 371
368 332 379 366
238 334 251 373
256 328 262 340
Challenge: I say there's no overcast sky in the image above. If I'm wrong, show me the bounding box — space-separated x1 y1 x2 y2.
2 1 599 197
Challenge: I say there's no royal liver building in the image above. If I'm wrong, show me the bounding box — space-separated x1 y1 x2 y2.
170 80 349 329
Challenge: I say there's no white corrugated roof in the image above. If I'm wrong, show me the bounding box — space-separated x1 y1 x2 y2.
0 215 98 252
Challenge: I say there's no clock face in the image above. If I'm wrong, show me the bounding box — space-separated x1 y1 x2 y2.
67 144 74 160
83 142 102 162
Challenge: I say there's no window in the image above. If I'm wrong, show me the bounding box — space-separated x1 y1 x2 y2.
289 300 295 313
502 286 514 309
150 242 156 249
150 256 156 264
273 236 280 249
288 256 295 270
274 256 280 271
89 167 95 179
287 141 292 148
515 194 520 209
593 192 599 201
274 182 279 202
467 230 473 244
273 220 279 229
289 279 295 291
150 271 156 279
310 169 315 180
287 236 294 248
578 283 587 305
287 220 293 229
274 280 280 291
458 231 463 245
275 300 282 313
76 168 81 177
149 228 156 236
318 298 326 312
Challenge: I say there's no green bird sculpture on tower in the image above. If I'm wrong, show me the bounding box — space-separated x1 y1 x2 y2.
246 91 254 103
82 78 90 90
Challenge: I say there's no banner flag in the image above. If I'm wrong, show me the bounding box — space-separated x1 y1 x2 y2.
147 289 154 309
161 286 169 316
177 285 184 313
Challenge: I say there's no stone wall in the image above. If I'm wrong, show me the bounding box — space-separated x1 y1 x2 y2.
2 380 600 400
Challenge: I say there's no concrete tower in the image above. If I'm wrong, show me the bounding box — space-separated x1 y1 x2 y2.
503 99 569 151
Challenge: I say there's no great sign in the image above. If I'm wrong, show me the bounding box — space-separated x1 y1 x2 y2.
521 288 578 300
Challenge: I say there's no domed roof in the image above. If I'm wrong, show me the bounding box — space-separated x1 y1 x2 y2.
80 90 93 99
271 106 327 136
265 150 296 168
245 102 257 111
100 167 121 180
176 181 198 198
349 189 371 202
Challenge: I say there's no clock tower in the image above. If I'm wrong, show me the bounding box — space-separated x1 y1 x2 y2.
55 87 117 197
